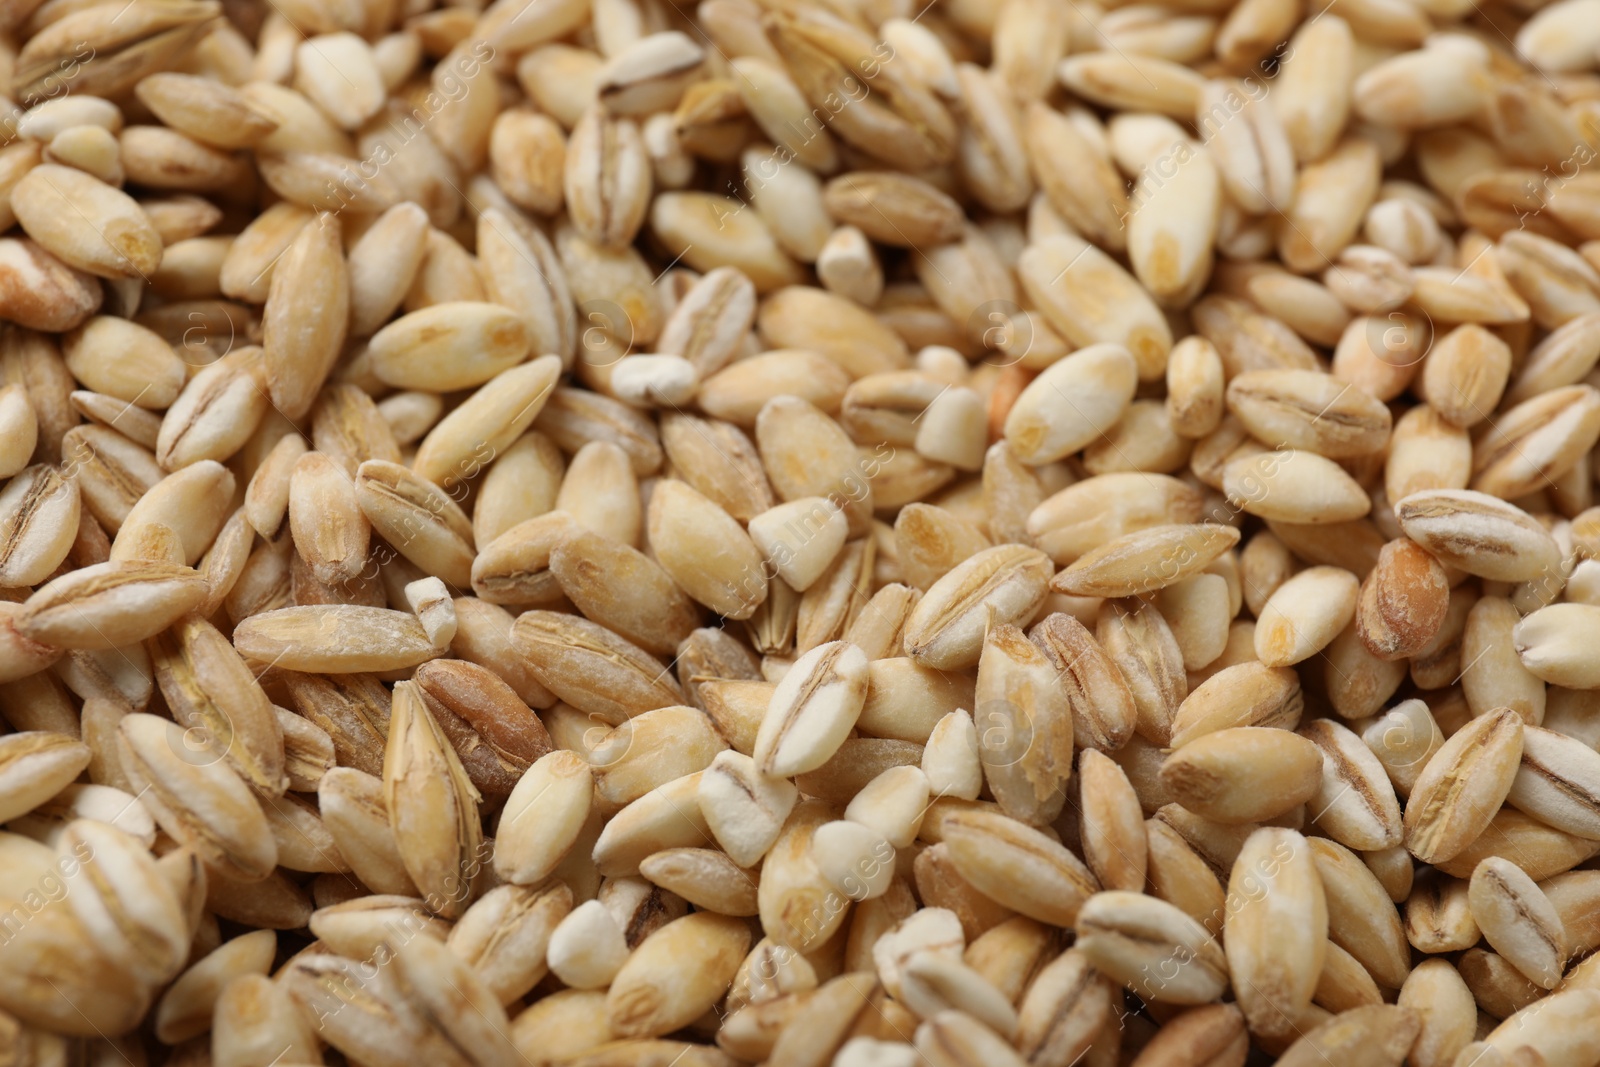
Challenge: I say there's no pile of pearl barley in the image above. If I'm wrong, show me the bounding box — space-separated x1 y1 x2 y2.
5 0 1600 1065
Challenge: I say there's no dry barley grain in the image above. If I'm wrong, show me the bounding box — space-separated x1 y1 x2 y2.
1470 856 1567 990
1405 708 1525 865
1225 828 1327 1040
260 212 346 421
118 714 276 882
900 545 1051 671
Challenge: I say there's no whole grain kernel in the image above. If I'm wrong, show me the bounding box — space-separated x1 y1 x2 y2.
975 623 1075 825
1223 449 1371 524
1076 890 1228 1004
1356 537 1450 660
1469 856 1567 990
1225 828 1328 1041
1225 369 1392 457
1404 708 1525 866
903 544 1052 670
1254 565 1361 667
1158 726 1323 824
648 478 770 621
1463 596 1547 723
1513 603 1600 690
1052 523 1240 599
1029 472 1204 565
1002 343 1140 464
